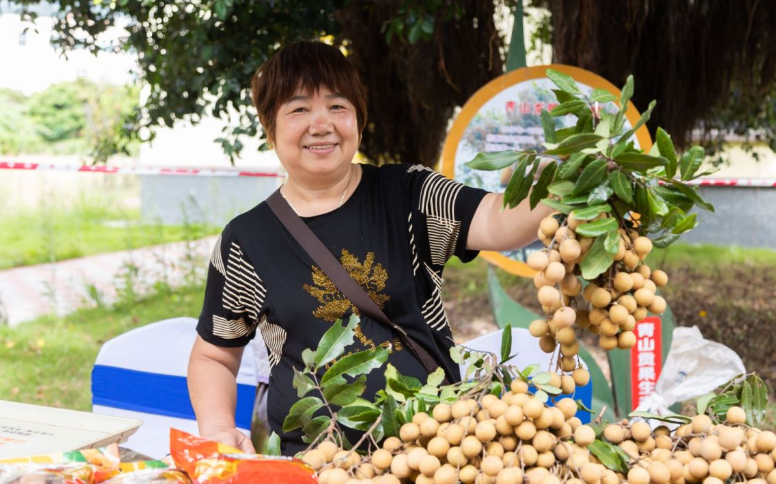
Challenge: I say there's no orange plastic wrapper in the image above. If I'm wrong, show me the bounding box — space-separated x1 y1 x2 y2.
169 429 316 484
0 445 120 483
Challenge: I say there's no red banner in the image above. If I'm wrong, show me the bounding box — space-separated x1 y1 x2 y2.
630 316 662 409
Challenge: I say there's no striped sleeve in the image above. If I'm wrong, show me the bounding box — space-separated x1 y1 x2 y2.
405 164 489 268
197 224 267 348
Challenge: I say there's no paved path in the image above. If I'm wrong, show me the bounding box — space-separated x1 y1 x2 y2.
0 237 217 327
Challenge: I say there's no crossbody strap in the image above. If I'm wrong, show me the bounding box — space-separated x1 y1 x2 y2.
266 189 449 383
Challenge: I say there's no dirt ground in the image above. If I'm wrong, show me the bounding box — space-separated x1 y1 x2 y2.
443 259 776 389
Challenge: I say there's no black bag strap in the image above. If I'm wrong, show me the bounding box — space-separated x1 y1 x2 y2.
266 189 449 384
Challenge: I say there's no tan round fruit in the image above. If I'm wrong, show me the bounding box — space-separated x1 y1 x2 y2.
573 368 590 386
532 430 556 453
622 315 637 331
692 415 713 434
489 400 508 419
419 416 439 438
536 451 555 469
633 306 648 321
553 307 577 328
529 319 549 338
499 435 518 452
561 340 581 356
434 464 458 484
519 445 539 466
634 237 653 257
768 469 776 484
560 239 582 262
591 288 613 308
655 434 673 450
631 421 652 442
636 264 652 279
555 327 576 346
303 449 326 470
709 459 733 480
523 398 544 420
629 466 651 484
527 251 550 271
462 435 483 458
495 415 513 436
505 405 525 426
511 379 529 394
372 449 393 470
556 398 578 419
453 400 472 419
540 217 560 238
609 304 629 325
320 468 348 484
390 453 411 478
580 464 603 484
703 478 723 484
533 271 552 289
443 423 464 446
637 436 656 452
613 272 634 292
446 446 468 467
429 436 451 458
553 441 570 462
407 447 429 471
533 408 554 430
599 319 619 337
689 458 710 479
618 330 637 349
624 250 640 269
400 423 420 442
688 437 703 457
620 440 639 459
757 431 776 453
745 458 759 478
475 421 497 443
719 426 744 451
652 270 668 287
459 465 479 484
726 450 747 473
756 453 775 473
432 403 452 423
545 262 566 284
648 461 671 484
561 274 583 297
603 424 625 444
481 455 504 477
561 374 576 394
599 334 618 350
318 441 339 462
629 271 645 290
644 279 658 293
589 307 607 324
539 334 556 353
412 412 429 425
649 296 667 314
618 295 638 313
634 288 656 307
418 455 441 477
575 425 596 446
460 415 478 434
525 467 549 484
496 468 523 484
666 459 684 481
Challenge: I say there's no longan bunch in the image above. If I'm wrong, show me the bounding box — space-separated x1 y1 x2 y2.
527 212 669 385
304 380 593 484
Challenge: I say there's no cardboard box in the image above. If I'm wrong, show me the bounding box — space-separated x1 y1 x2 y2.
0 400 141 459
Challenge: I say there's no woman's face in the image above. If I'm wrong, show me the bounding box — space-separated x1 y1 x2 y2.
274 84 359 185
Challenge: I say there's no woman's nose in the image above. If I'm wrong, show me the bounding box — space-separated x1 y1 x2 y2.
309 109 333 134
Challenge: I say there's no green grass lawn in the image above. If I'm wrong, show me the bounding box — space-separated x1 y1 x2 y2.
0 202 220 270
0 285 205 411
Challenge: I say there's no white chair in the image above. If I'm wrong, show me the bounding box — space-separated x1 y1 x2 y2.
91 317 261 458
459 327 593 422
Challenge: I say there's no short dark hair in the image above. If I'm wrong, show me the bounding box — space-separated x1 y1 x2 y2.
251 41 368 143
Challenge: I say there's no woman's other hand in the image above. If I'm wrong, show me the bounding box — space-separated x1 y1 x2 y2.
204 426 257 453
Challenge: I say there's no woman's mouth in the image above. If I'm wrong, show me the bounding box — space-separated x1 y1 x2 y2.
304 144 337 154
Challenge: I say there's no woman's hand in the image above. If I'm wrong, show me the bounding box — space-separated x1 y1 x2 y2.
203 426 256 453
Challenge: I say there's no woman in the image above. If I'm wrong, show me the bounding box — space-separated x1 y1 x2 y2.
187 40 554 456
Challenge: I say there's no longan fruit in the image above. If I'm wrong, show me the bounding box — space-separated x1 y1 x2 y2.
756 453 775 473
622 315 637 331
649 296 667 314
603 424 625 444
700 439 722 461
419 416 440 438
689 457 710 479
719 426 744 451
446 446 468 467
745 457 759 478
560 355 577 373
599 334 618 350
540 217 560 238
628 466 651 484
618 294 638 313
527 251 550 271
666 459 684 481
652 270 668 287
418 454 441 477
725 449 747 473
589 307 608 324
703 477 723 484
757 431 776 453
529 319 549 338
609 304 629 325
505 405 525 426
536 450 556 469
407 447 429 471
634 237 653 257
574 425 596 446
630 421 652 441
519 444 539 466
525 467 549 484
633 306 648 321
648 461 671 484
434 464 458 484
532 430 556 453
643 279 658 293
495 415 513 436
443 423 464 446
390 453 411 478
539 334 557 353
599 318 619 336
545 261 566 284
460 415 478 434
372 449 393 470
486 441 505 458
692 415 713 434
601 470 618 484
618 330 637 349
623 250 640 269
573 368 590 386
580 463 603 483
428 436 450 458
636 264 652 279
516 421 537 441
591 288 612 308
303 449 326 470
400 423 420 442
496 467 523 484
511 379 529 394
619 440 639 459
432 403 452 423
318 441 339 462
709 459 733 480
459 465 479 484
378 475 402 484
320 468 349 484
634 288 656 307
475 420 497 443
561 375 576 395
499 435 518 452
461 435 483 458
560 238 582 262
523 398 544 420
553 307 577 328
553 441 571 462
655 434 673 450
725 407 745 427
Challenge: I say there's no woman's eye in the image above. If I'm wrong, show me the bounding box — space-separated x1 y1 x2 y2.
292 107 307 113
331 105 345 110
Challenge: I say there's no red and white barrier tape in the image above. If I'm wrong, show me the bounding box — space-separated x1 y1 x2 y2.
1 161 774 187
0 162 284 178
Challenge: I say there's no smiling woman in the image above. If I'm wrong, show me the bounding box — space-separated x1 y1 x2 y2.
187 40 553 456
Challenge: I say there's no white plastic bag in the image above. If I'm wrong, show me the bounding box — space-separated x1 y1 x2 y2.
634 326 746 423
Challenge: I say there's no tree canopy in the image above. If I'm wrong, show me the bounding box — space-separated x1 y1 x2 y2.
11 0 776 166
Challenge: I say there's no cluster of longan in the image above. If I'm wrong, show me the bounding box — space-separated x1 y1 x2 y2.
305 380 593 484
527 212 669 386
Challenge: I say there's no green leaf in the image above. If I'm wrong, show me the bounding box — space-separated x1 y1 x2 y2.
587 181 614 205
619 100 656 141
323 375 367 406
552 89 576 104
546 69 582 95
302 348 315 368
588 440 629 473
615 153 669 171
540 110 557 143
293 368 316 398
381 395 399 438
321 347 390 385
314 315 358 370
501 324 512 363
680 146 705 181
557 153 587 180
530 162 557 210
541 384 562 395
283 397 323 432
608 171 633 203
672 213 698 234
545 134 604 155
427 368 446 387
508 158 540 209
408 21 422 44
620 75 634 109
656 128 678 178
628 410 692 424
590 89 618 103
388 372 423 398
581 235 616 279
549 100 587 117
697 392 716 415
449 346 465 364
303 416 331 441
576 399 596 414
571 159 608 196
575 218 618 237
503 155 529 209
664 179 715 212
604 229 620 255
744 374 768 426
571 204 611 220
265 432 281 456
338 401 381 431
534 390 549 403
540 198 577 214
647 189 669 216
466 151 521 171
652 233 680 248
533 372 552 385
548 180 574 197
214 0 228 20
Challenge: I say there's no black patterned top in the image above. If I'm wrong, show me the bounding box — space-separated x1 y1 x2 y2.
197 163 488 454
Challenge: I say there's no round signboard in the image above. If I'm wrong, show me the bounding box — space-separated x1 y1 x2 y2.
441 64 653 277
